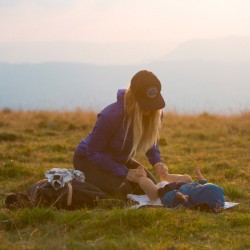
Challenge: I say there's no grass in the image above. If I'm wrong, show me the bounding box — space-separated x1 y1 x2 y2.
0 109 249 249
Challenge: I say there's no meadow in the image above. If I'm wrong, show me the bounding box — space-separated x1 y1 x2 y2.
0 109 249 250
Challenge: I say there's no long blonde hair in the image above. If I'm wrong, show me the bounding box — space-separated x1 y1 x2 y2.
123 88 162 159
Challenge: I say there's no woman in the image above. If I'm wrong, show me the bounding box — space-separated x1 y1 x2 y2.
73 70 191 198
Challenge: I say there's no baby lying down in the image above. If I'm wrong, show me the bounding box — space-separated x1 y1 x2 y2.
138 167 224 212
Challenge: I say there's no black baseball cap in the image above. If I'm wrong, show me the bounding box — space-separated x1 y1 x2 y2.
130 70 165 111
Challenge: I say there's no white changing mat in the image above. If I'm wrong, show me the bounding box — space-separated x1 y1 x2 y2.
127 194 240 210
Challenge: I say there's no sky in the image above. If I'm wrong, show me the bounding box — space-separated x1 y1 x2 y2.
0 0 250 64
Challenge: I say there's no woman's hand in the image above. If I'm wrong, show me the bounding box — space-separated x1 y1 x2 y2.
154 162 169 180
126 166 147 183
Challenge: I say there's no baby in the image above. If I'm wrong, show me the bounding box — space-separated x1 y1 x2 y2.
138 166 225 212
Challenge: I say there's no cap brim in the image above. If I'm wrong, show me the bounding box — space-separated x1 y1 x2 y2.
137 93 165 111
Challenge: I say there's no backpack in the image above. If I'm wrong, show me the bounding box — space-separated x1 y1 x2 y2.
5 179 106 210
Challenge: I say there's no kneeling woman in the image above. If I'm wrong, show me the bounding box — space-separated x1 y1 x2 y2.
73 70 191 197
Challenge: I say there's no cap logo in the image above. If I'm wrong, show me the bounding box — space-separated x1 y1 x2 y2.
147 87 158 99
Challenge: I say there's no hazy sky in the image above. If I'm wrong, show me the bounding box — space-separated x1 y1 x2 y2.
0 0 250 63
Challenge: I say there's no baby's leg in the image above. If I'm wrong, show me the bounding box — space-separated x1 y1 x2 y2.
155 164 192 183
195 167 205 181
161 173 192 183
138 177 159 201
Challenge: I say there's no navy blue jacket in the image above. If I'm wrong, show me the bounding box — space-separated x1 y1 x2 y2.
76 89 162 178
160 180 225 211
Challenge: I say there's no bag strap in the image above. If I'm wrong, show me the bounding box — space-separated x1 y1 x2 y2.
66 182 73 206
30 179 49 200
30 179 73 207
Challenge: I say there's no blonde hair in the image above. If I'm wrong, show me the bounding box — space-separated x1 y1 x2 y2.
123 88 162 159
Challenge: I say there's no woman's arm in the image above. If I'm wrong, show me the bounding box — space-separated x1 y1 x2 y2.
85 112 128 177
145 143 162 167
85 112 147 182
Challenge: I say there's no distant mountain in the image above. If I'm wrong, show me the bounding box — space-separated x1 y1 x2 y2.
150 60 250 113
0 37 250 113
162 37 250 62
0 41 165 65
0 60 249 113
2 37 250 65
0 63 136 110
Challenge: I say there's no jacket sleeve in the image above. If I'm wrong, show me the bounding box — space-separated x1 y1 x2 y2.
145 143 162 166
190 180 208 187
198 179 208 185
85 112 128 178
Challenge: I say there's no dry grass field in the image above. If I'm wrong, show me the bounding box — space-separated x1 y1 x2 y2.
0 109 249 249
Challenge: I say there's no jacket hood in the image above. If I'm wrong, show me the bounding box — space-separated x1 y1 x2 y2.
117 89 126 104
189 184 225 211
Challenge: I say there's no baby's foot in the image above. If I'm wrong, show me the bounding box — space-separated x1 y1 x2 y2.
195 167 205 181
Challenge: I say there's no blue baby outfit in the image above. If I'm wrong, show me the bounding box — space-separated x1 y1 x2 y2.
161 180 225 211
76 89 162 178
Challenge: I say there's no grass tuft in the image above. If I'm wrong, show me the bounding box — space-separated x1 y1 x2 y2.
1 207 56 231
223 184 246 199
0 132 23 142
0 161 33 180
158 137 167 146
